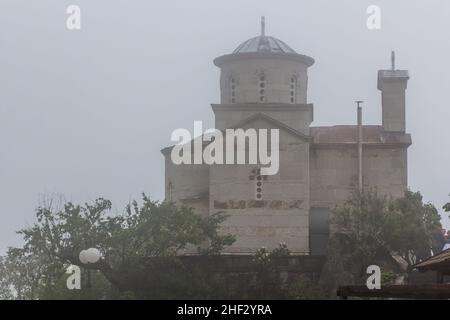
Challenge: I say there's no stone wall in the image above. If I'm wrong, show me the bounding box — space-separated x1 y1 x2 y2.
163 151 210 218
213 104 313 135
218 58 309 104
210 119 311 255
310 143 408 209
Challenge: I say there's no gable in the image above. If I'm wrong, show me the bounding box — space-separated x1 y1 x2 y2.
229 112 311 143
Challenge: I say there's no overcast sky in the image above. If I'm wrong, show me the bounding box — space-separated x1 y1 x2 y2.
0 0 449 253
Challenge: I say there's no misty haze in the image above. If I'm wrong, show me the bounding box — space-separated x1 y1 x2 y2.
0 0 449 301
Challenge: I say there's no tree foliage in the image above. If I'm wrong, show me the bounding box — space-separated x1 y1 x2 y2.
321 189 443 290
4 189 441 299
0 194 329 299
0 195 235 299
444 195 450 216
385 190 443 266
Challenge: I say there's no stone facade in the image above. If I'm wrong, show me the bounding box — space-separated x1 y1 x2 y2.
161 22 411 256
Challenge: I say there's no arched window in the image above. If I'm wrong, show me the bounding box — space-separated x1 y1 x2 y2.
230 77 236 103
258 74 267 103
290 76 297 104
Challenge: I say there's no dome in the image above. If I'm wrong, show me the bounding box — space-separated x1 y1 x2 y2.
233 35 296 54
232 17 297 54
214 17 315 68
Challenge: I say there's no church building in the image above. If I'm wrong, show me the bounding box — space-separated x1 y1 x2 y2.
161 18 411 256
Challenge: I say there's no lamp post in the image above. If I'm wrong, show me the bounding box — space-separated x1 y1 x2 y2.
79 247 102 294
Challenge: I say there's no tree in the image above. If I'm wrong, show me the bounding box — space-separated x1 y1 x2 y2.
386 191 443 267
246 244 328 299
248 244 291 299
0 247 57 300
321 189 443 291
444 195 450 216
2 195 235 299
0 194 331 299
0 257 13 300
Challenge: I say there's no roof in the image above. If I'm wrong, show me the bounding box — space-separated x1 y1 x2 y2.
337 284 450 299
162 124 412 155
213 17 315 68
378 70 410 80
233 16 296 54
161 112 312 156
233 35 296 54
310 125 412 146
414 249 450 274
230 112 311 142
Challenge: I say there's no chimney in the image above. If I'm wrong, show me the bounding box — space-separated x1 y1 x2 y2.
377 51 409 132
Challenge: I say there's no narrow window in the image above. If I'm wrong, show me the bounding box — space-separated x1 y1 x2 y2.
250 168 263 200
259 75 267 103
230 77 236 103
290 76 297 104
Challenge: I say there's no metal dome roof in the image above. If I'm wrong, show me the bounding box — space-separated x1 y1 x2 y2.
232 17 296 54
214 17 315 68
233 35 296 54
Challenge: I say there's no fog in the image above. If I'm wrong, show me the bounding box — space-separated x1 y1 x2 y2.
1 0 449 253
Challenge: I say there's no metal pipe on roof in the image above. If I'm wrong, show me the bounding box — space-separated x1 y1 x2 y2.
356 101 364 192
